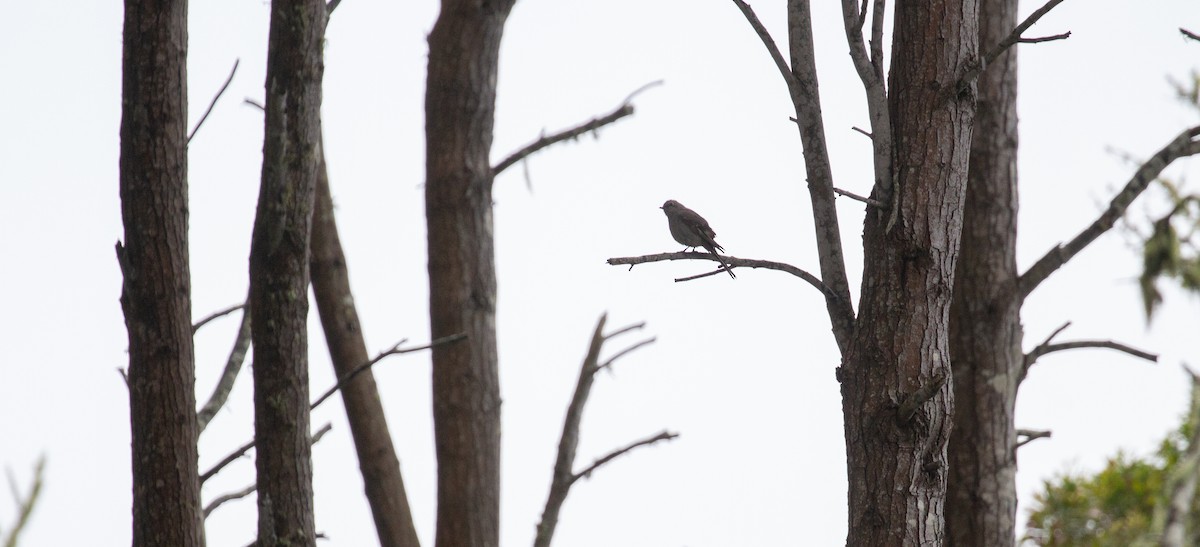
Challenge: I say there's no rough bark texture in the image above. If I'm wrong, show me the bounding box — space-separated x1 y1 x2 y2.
424 1 515 546
946 0 1021 544
840 0 978 544
249 0 326 544
311 148 422 547
118 1 205 545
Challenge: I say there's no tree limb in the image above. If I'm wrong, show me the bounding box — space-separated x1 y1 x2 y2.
1015 429 1052 450
2 455 45 547
607 251 835 297
492 82 657 176
201 335 465 484
191 302 245 334
1019 126 1200 300
1025 340 1158 368
840 0 894 216
202 424 332 519
187 59 239 145
958 0 1069 92
197 298 252 433
533 314 665 547
731 0 800 97
570 430 679 484
833 186 885 207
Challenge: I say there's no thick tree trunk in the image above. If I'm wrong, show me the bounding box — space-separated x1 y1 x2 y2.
118 1 205 545
946 0 1021 544
249 0 326 544
424 1 515 547
840 1 978 544
311 148 422 547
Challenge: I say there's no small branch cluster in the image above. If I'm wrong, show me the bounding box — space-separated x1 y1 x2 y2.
533 314 673 547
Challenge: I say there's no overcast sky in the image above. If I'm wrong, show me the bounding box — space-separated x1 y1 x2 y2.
2 1 1198 545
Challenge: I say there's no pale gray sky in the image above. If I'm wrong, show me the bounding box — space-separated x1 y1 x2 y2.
1 1 1198 545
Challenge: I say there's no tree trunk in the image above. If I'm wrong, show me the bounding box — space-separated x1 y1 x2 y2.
119 1 205 545
249 0 326 544
311 146 422 547
840 0 978 544
424 1 515 546
945 0 1021 544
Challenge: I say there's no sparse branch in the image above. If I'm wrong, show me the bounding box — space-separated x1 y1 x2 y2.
1024 340 1158 369
203 424 333 519
833 186 885 207
1016 429 1052 449
534 314 666 547
1017 32 1071 44
570 430 679 483
310 333 467 408
607 252 835 298
492 83 658 176
187 59 239 145
202 335 465 484
2 455 45 547
1019 126 1200 299
732 0 800 96
1182 28 1200 42
197 299 252 432
959 0 1068 92
191 302 245 334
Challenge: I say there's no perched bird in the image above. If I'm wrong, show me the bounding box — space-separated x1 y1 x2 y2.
660 199 736 279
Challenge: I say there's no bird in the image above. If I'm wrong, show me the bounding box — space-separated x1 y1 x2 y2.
660 199 736 279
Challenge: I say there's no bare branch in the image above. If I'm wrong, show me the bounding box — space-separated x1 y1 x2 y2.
1182 28 1200 42
833 186 885 207
197 298 252 433
851 126 873 138
1025 340 1158 368
598 337 656 371
731 0 800 97
192 302 245 334
534 315 665 547
840 0 894 206
310 333 466 409
1029 321 1073 354
201 439 253 485
1 455 45 547
1017 32 1071 44
492 83 658 176
187 59 239 145
959 0 1069 92
1016 429 1052 449
203 424 333 518
570 430 680 484
116 367 129 388
607 251 835 298
1019 126 1200 299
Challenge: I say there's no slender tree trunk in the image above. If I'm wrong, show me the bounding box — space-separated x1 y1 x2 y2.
249 0 326 544
424 1 515 546
311 147 422 547
118 1 205 545
946 0 1021 544
841 0 978 544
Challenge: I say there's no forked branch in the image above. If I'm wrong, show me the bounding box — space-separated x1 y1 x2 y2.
534 314 672 547
1019 126 1200 299
959 0 1070 92
607 251 834 297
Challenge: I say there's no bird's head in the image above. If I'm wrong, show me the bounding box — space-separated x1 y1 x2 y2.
661 199 682 211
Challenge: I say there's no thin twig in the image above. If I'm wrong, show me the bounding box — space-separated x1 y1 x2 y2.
197 298 252 433
492 82 659 176
202 335 466 484
1029 340 1158 365
571 430 680 483
598 337 656 371
187 59 239 145
607 252 835 298
959 0 1069 92
202 424 333 518
1018 126 1200 299
851 126 873 138
1183 28 1200 43
833 187 885 207
309 333 466 409
1 455 45 547
1018 32 1071 44
192 303 245 334
1016 429 1052 449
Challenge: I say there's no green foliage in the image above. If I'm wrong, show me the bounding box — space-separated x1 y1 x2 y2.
1023 400 1200 546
